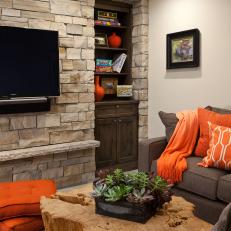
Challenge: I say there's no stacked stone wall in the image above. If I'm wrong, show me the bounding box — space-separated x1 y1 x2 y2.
0 0 96 151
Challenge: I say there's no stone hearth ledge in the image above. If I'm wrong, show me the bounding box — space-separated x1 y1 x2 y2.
0 140 100 162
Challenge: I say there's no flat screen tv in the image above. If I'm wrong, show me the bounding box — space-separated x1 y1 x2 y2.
0 26 60 98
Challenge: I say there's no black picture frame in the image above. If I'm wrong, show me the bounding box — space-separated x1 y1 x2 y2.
95 33 108 47
166 29 200 69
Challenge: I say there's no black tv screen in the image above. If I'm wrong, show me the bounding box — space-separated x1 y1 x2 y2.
0 26 60 97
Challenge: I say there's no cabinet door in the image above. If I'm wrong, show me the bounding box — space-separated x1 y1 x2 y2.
117 116 138 164
95 118 117 169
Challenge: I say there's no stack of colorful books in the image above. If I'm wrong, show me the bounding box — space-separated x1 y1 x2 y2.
95 59 113 73
95 10 121 27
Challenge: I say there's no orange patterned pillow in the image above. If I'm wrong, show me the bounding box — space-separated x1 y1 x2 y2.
198 122 231 170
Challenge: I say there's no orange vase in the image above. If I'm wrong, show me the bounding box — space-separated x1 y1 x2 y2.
95 76 105 102
108 32 122 48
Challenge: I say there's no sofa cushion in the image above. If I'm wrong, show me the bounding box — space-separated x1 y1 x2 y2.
158 111 178 142
217 175 231 203
0 180 56 220
0 216 44 231
198 122 231 170
208 106 231 114
195 108 231 157
175 156 226 200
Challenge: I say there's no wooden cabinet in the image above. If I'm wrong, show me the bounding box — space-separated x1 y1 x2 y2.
95 100 138 171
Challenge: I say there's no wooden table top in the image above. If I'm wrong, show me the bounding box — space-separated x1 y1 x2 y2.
40 183 213 231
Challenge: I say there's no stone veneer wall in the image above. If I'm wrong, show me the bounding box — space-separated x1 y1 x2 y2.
0 148 96 188
0 0 97 187
0 0 95 151
0 0 148 187
130 0 149 141
113 0 149 141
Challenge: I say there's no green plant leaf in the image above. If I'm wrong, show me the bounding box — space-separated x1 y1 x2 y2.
103 185 132 202
91 183 107 198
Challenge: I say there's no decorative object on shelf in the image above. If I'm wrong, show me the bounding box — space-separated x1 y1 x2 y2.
95 20 121 27
108 32 122 48
167 29 200 69
95 33 108 47
96 59 113 72
117 85 132 97
101 78 118 94
98 11 117 21
95 76 105 102
95 10 121 26
112 53 127 73
91 169 173 223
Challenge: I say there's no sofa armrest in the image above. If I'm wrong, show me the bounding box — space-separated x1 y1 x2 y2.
138 137 167 172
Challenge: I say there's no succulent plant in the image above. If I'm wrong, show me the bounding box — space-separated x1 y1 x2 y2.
96 169 110 180
105 174 114 187
127 188 155 204
112 169 126 184
149 175 173 208
128 172 149 189
149 175 168 192
105 169 126 187
91 169 173 207
91 183 107 198
103 185 133 202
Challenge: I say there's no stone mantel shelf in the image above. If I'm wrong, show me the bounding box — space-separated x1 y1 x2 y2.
0 140 100 162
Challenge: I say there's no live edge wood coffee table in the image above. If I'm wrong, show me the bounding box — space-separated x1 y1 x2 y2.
40 183 212 231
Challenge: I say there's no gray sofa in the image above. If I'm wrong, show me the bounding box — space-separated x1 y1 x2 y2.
138 136 231 224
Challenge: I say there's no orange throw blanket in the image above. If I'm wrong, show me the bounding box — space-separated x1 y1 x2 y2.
157 110 199 183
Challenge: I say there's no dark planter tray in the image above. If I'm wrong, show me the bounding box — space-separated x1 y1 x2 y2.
95 198 158 223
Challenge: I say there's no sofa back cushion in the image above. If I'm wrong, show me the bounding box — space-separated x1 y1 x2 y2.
207 106 231 114
195 108 231 157
158 111 178 142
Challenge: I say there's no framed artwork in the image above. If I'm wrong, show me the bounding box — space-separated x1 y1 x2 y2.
101 78 118 94
166 29 200 69
95 33 108 47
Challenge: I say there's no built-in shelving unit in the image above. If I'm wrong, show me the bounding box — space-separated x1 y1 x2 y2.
95 0 138 172
94 0 132 100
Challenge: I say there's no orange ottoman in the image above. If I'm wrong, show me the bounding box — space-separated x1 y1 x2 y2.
0 180 56 231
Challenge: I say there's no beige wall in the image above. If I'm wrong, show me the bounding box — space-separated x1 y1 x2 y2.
148 0 231 138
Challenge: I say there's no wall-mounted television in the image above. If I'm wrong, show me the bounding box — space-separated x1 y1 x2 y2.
0 26 60 98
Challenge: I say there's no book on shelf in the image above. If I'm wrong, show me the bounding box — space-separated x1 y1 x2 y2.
96 59 113 73
95 20 121 27
112 53 127 73
98 17 119 23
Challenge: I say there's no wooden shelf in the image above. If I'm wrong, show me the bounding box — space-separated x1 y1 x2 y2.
95 47 128 52
94 24 127 30
94 72 129 76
